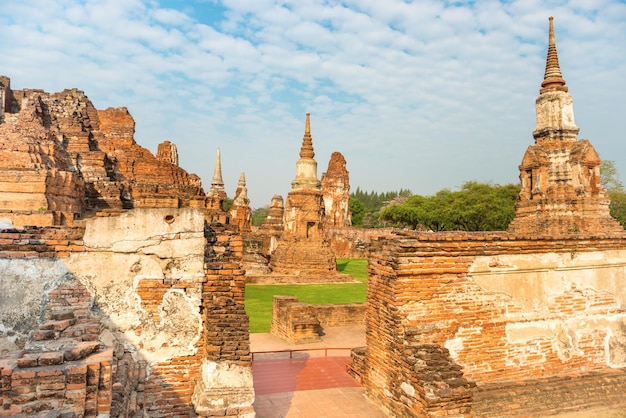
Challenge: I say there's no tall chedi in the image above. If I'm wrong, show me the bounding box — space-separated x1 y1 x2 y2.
508 17 622 235
268 113 352 283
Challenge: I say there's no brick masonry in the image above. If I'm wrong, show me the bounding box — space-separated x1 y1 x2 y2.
270 295 366 344
0 209 254 417
363 230 626 417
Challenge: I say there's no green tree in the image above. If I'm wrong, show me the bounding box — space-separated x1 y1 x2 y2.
609 190 626 229
251 206 270 226
380 182 520 231
349 197 366 227
601 160 626 228
351 187 411 227
450 182 519 231
601 160 624 192
221 197 233 212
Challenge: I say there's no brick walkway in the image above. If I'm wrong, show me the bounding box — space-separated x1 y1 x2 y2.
253 356 360 395
252 355 385 417
251 326 386 417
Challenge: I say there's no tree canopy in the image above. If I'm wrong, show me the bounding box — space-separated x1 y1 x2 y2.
349 188 411 227
601 160 626 229
379 181 520 231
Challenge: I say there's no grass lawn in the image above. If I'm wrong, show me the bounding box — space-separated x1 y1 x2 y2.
245 258 368 333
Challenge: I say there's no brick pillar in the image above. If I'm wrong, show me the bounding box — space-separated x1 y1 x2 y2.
192 225 255 417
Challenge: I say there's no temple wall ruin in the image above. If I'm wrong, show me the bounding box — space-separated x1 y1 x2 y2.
324 226 394 258
270 295 365 344
364 231 626 417
0 208 253 417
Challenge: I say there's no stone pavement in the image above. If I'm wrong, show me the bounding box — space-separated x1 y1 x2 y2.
250 325 386 417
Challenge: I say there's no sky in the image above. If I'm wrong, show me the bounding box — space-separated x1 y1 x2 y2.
1 0 625 208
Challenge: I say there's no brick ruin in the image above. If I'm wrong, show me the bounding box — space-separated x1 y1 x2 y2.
3 14 626 418
355 18 626 417
0 82 254 417
270 295 365 344
230 173 252 234
507 17 622 235
321 151 351 229
246 113 353 284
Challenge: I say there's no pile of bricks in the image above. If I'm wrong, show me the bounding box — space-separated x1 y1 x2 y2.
1 280 126 417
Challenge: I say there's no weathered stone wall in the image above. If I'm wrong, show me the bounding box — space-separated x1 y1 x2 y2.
0 275 144 417
325 226 394 258
270 295 365 344
0 208 254 417
365 230 626 417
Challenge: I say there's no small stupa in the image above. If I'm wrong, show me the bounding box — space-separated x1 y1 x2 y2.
508 17 622 235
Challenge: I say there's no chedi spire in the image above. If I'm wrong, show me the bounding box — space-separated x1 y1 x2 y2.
209 148 225 195
541 16 567 93
300 112 315 159
291 112 321 190
533 16 578 142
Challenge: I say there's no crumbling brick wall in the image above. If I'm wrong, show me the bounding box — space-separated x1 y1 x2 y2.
0 208 254 417
365 230 626 417
270 295 365 344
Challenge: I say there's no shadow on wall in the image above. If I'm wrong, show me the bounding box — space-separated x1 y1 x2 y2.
0 208 254 417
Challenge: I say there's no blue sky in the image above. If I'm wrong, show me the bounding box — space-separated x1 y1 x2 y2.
1 0 625 208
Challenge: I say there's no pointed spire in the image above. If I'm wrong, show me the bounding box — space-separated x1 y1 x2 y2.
233 172 249 205
209 148 225 194
541 16 568 93
299 112 315 159
291 112 320 190
238 172 246 187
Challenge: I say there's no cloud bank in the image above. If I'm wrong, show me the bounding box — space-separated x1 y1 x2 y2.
1 0 625 207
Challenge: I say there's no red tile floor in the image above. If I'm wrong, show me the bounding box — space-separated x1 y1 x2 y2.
253 356 360 395
252 355 386 417
251 327 386 417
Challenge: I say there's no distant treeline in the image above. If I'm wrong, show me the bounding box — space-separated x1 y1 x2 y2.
350 182 520 230
251 161 626 231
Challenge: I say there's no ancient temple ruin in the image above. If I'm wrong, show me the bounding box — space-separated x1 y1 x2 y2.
262 113 352 283
0 80 254 417
508 17 622 235
353 17 626 417
230 173 252 233
321 151 352 229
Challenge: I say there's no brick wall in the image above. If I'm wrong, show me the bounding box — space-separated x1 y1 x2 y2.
1 208 254 417
364 230 626 417
270 295 365 344
0 278 144 417
325 227 394 258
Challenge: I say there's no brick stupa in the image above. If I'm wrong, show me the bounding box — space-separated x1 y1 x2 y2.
267 113 352 283
321 151 352 228
508 17 622 235
204 148 229 224
229 172 252 233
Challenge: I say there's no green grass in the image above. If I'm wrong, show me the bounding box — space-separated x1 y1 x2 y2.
245 258 368 333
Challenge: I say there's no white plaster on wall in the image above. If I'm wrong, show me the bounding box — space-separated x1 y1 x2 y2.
470 250 626 312
471 251 626 368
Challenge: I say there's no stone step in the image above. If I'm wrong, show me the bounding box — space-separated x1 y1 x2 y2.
50 310 75 321
39 318 76 332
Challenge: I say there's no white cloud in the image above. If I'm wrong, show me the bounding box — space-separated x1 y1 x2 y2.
0 0 625 207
